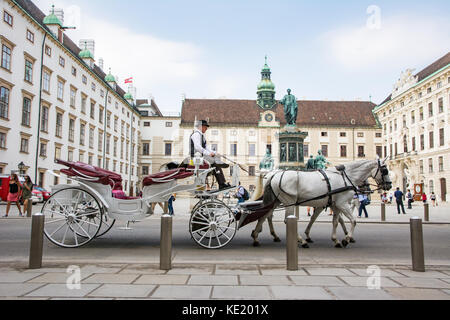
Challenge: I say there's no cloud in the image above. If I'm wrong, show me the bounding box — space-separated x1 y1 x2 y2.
320 13 450 71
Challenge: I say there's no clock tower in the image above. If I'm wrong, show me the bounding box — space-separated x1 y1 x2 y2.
257 56 277 109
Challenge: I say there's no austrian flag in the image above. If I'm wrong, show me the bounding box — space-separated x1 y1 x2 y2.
124 77 133 84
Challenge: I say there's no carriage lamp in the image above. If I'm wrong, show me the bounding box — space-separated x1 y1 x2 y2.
18 162 26 175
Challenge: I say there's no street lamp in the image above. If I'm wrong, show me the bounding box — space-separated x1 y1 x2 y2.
18 162 26 175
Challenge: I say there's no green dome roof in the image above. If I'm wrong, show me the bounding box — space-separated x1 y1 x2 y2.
79 49 94 60
258 79 275 91
105 70 115 82
43 6 63 27
124 92 133 100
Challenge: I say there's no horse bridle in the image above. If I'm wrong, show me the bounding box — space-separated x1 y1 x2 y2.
371 160 390 191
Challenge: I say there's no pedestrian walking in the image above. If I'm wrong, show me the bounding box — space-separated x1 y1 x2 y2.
22 175 33 215
422 192 428 204
406 189 414 209
3 173 23 217
235 182 249 204
430 192 437 207
307 207 311 217
168 194 176 216
358 193 369 218
394 187 406 214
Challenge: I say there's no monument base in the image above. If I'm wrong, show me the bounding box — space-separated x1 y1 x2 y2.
278 126 308 171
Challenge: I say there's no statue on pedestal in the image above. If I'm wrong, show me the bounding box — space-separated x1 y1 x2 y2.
259 148 275 171
306 155 316 171
315 150 331 170
279 89 298 126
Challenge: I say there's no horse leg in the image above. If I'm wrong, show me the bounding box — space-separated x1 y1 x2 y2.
267 213 281 242
304 207 324 243
284 206 309 248
338 214 348 237
339 206 357 247
252 210 273 247
331 209 343 248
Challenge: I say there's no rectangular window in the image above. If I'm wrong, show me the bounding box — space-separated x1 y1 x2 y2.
429 131 434 149
22 97 31 126
439 157 444 172
24 60 33 82
143 143 150 156
411 111 415 124
98 132 103 151
438 98 444 113
376 133 382 138
249 166 256 177
57 80 64 100
39 143 47 157
420 134 425 151
340 132 346 137
106 136 110 154
3 10 13 26
43 71 50 92
90 102 95 119
82 75 87 84
55 113 63 137
80 124 85 146
142 166 149 176
0 132 6 149
249 144 256 157
357 132 364 138
1 44 11 70
340 145 347 158
376 146 383 158
20 138 29 153
321 132 328 137
144 122 150 127
70 88 76 107
395 143 398 156
428 158 433 173
89 128 94 148
230 144 237 156
165 143 172 156
69 119 75 142
412 137 416 151
68 150 73 162
41 106 49 132
26 29 34 43
45 45 51 57
107 113 111 128
420 160 424 174
303 145 309 158
99 108 104 124
81 96 86 113
428 102 433 117
114 140 117 157
358 146 365 158
0 87 9 119
439 128 444 147
59 56 65 67
91 82 96 91
419 107 424 121
55 146 61 160
321 145 328 157
71 66 77 77
166 122 173 128
100 89 105 98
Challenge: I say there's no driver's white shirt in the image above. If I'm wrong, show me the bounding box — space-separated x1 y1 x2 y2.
191 129 214 157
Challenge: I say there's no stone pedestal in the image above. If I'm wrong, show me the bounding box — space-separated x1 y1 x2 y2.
278 125 308 171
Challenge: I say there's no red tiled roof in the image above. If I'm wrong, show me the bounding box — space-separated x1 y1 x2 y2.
181 99 378 128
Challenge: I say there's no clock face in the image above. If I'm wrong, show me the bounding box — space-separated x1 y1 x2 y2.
415 185 421 193
265 113 273 122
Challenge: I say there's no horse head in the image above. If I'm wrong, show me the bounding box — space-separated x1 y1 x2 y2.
371 157 392 191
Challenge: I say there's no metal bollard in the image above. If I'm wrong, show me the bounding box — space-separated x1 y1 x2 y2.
424 203 429 222
381 203 386 222
160 214 173 271
26 201 33 218
286 215 298 271
29 213 45 269
410 217 425 272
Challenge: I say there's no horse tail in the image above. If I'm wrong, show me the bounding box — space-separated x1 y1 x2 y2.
263 174 277 206
250 174 264 201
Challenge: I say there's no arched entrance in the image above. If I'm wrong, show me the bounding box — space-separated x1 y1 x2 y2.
440 178 447 202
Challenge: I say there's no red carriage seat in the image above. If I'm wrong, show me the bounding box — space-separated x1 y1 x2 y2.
143 168 194 187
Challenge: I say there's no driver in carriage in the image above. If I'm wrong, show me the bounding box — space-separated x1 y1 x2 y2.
182 120 232 191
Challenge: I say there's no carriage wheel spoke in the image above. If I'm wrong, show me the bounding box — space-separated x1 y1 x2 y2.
196 211 210 223
73 228 79 246
74 221 92 239
214 230 222 247
44 208 66 218
76 219 100 228
49 220 68 237
45 217 67 225
53 199 72 215
192 225 211 234
61 225 70 244
192 221 210 227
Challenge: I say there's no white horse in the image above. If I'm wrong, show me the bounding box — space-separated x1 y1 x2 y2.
251 158 392 248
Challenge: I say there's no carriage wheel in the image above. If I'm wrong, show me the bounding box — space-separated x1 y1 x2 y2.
189 200 237 249
42 188 102 248
73 212 115 239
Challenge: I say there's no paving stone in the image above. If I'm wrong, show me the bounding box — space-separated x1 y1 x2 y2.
390 277 450 289
328 287 394 300
88 284 156 298
385 288 450 300
26 284 101 298
28 272 90 284
396 270 449 278
119 264 167 275
189 275 238 286
80 265 124 274
212 286 272 300
83 274 140 284
23 268 69 273
289 276 346 287
349 268 406 277
0 283 44 297
305 267 355 276
239 275 291 286
441 278 450 284
270 286 332 300
152 285 212 299
340 277 401 288
134 275 189 285
167 266 214 275
0 272 43 283
444 289 450 296
215 265 260 275
260 266 308 276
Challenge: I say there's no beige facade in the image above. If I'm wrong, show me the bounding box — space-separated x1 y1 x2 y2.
374 53 450 202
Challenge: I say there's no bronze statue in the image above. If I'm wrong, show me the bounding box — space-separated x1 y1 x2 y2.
280 89 298 126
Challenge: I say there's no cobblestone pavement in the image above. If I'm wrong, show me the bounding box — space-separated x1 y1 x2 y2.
0 263 449 300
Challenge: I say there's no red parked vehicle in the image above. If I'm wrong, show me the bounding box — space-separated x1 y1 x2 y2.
33 186 50 202
0 175 10 202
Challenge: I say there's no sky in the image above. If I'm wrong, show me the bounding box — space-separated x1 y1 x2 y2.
35 0 450 114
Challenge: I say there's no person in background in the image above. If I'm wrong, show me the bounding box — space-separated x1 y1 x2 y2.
381 193 388 204
430 192 437 207
4 174 23 217
358 193 369 218
168 194 176 216
306 207 311 217
394 187 406 215
22 176 34 215
422 192 428 204
389 192 393 204
406 189 414 209
236 182 248 204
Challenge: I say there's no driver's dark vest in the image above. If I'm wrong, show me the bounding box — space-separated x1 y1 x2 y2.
190 131 207 158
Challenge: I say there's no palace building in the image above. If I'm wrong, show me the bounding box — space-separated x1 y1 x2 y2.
373 52 450 202
0 0 140 193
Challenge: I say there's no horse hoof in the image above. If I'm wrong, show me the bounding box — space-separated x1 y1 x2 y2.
350 238 356 243
301 243 310 249
253 242 260 247
306 238 314 244
341 239 349 248
335 243 343 248
274 237 281 243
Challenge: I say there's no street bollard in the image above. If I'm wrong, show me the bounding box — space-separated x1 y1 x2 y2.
295 206 299 220
424 203 429 222
160 214 173 271
410 217 425 272
29 213 45 269
381 203 386 222
26 201 33 218
286 215 298 271
163 202 169 214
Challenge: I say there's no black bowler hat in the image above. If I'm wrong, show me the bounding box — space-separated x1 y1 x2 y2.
200 120 210 127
